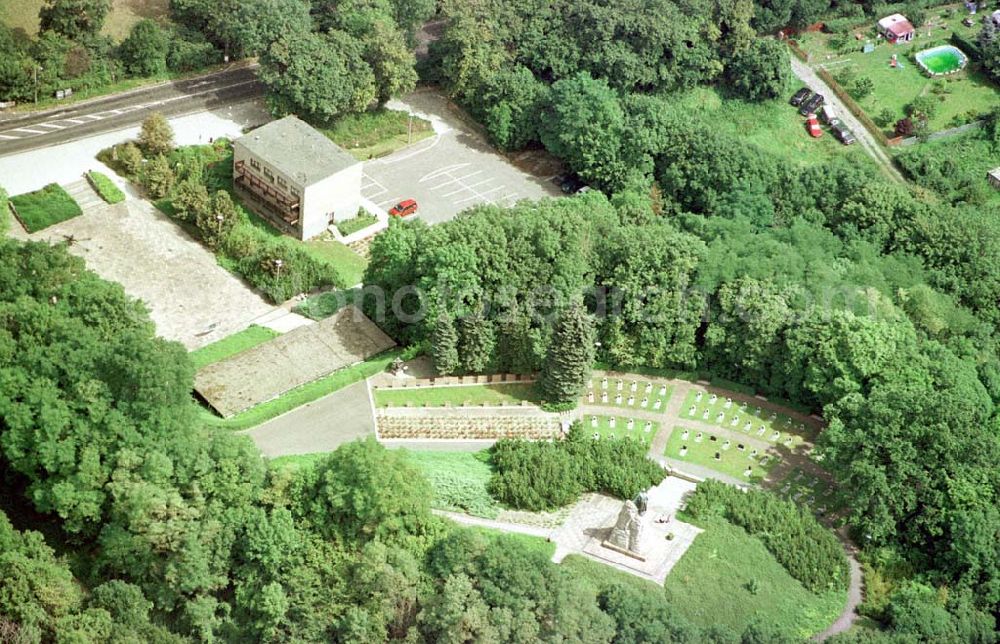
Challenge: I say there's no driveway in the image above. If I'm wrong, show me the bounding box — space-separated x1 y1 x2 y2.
790 58 905 184
241 381 375 457
361 90 562 224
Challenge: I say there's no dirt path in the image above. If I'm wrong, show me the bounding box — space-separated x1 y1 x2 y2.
816 531 864 641
790 57 906 184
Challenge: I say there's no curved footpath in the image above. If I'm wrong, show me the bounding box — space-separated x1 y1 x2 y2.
816 529 864 640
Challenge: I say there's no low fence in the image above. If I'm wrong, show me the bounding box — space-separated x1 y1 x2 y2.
373 372 537 389
787 40 810 62
895 120 983 147
816 67 890 147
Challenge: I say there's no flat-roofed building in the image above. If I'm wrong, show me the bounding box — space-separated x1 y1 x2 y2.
233 116 361 240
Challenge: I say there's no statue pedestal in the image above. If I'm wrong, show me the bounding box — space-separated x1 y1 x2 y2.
600 539 647 562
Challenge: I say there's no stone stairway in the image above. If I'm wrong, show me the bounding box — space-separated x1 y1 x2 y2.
62 178 106 211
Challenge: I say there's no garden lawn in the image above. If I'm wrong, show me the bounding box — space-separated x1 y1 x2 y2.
583 416 657 447
320 108 434 161
400 450 501 518
374 383 542 408
795 24 998 133
293 288 360 320
586 376 672 408
87 171 126 204
188 325 280 370
663 516 845 639
10 184 82 232
664 426 778 484
200 348 405 431
303 238 368 287
662 87 868 167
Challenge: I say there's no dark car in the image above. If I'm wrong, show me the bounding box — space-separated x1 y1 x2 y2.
832 123 856 145
799 93 824 116
559 174 586 194
790 87 811 106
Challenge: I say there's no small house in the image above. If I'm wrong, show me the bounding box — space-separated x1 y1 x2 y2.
232 116 362 240
988 167 1000 191
877 14 915 44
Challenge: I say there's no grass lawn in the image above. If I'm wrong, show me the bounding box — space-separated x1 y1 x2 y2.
374 383 542 408
661 87 869 167
583 415 658 447
680 388 816 445
336 209 379 237
664 426 778 483
86 171 126 204
303 238 368 287
10 184 82 232
200 348 404 431
293 288 360 320
774 467 844 515
586 376 672 409
188 324 279 370
321 108 434 161
795 15 998 133
662 516 845 639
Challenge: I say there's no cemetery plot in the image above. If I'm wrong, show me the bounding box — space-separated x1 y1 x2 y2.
585 415 658 447
584 376 672 412
775 468 844 518
664 426 779 484
681 388 815 449
374 383 541 408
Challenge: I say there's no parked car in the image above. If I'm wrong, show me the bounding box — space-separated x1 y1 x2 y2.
819 104 837 124
388 199 418 217
831 121 856 145
559 174 587 194
799 93 824 116
806 113 823 138
790 87 811 106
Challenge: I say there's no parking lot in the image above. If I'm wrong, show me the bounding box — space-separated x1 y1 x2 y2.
361 90 561 224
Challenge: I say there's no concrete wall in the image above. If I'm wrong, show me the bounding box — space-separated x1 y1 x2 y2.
302 162 362 238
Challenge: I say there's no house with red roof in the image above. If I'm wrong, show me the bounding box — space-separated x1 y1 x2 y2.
877 13 915 44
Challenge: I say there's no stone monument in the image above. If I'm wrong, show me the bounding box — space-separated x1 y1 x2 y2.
605 500 644 556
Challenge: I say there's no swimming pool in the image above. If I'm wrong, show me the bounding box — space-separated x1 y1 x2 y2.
915 45 968 76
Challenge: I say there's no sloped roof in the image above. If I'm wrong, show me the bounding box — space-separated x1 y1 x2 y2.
878 13 915 35
234 116 359 186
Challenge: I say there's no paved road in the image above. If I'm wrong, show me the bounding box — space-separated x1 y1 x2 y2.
790 58 905 184
0 66 264 157
241 381 376 457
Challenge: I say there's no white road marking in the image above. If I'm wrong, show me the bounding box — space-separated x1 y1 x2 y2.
454 185 505 205
36 122 66 130
10 128 47 135
0 134 20 140
419 163 469 183
441 178 495 198
430 170 484 191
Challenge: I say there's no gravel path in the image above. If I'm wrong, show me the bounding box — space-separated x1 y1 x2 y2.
816 531 864 641
790 57 906 184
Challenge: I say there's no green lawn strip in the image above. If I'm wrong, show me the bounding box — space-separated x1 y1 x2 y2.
319 108 434 161
680 388 815 444
303 238 368 287
336 210 379 237
10 184 82 232
581 415 657 447
268 452 330 472
293 289 360 320
664 426 777 484
86 171 126 204
200 348 403 431
374 383 542 408
399 449 501 518
662 516 845 639
188 324 280 370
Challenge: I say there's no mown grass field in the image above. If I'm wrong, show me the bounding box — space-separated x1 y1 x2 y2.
1 0 168 39
188 324 279 371
662 517 845 639
680 388 815 444
664 426 777 483
584 415 657 447
373 383 542 408
10 183 82 232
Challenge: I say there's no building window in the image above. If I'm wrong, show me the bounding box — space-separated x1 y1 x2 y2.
263 168 274 183
250 158 260 171
276 176 287 189
290 188 300 198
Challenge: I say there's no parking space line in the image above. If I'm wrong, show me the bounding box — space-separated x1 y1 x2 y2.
454 185 505 205
419 163 469 183
0 134 20 140
441 177 494 197
430 170 483 191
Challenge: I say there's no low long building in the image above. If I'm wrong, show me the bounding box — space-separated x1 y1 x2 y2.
232 116 362 240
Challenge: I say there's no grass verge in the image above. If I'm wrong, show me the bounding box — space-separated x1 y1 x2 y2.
86 171 126 204
303 237 367 287
10 184 82 232
664 426 777 484
188 324 280 371
293 288 359 320
200 348 404 431
336 209 379 237
373 383 542 408
662 516 845 639
321 108 434 161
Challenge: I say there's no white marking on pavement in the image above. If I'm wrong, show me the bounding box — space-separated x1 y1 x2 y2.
10 128 47 135
0 134 20 140
430 170 483 190
419 163 469 183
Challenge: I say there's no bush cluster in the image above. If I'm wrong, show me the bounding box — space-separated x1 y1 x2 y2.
684 479 849 593
488 424 665 511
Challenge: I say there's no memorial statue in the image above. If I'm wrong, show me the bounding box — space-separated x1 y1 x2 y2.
607 500 643 554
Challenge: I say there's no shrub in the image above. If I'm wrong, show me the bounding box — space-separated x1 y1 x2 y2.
142 155 175 198
117 142 144 177
138 113 175 157
85 171 125 204
852 76 874 99
684 479 849 593
336 209 378 236
875 108 895 128
488 423 665 511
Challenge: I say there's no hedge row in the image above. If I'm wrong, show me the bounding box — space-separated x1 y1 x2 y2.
816 67 889 146
0 186 8 233
488 424 665 511
86 171 126 204
684 479 849 593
